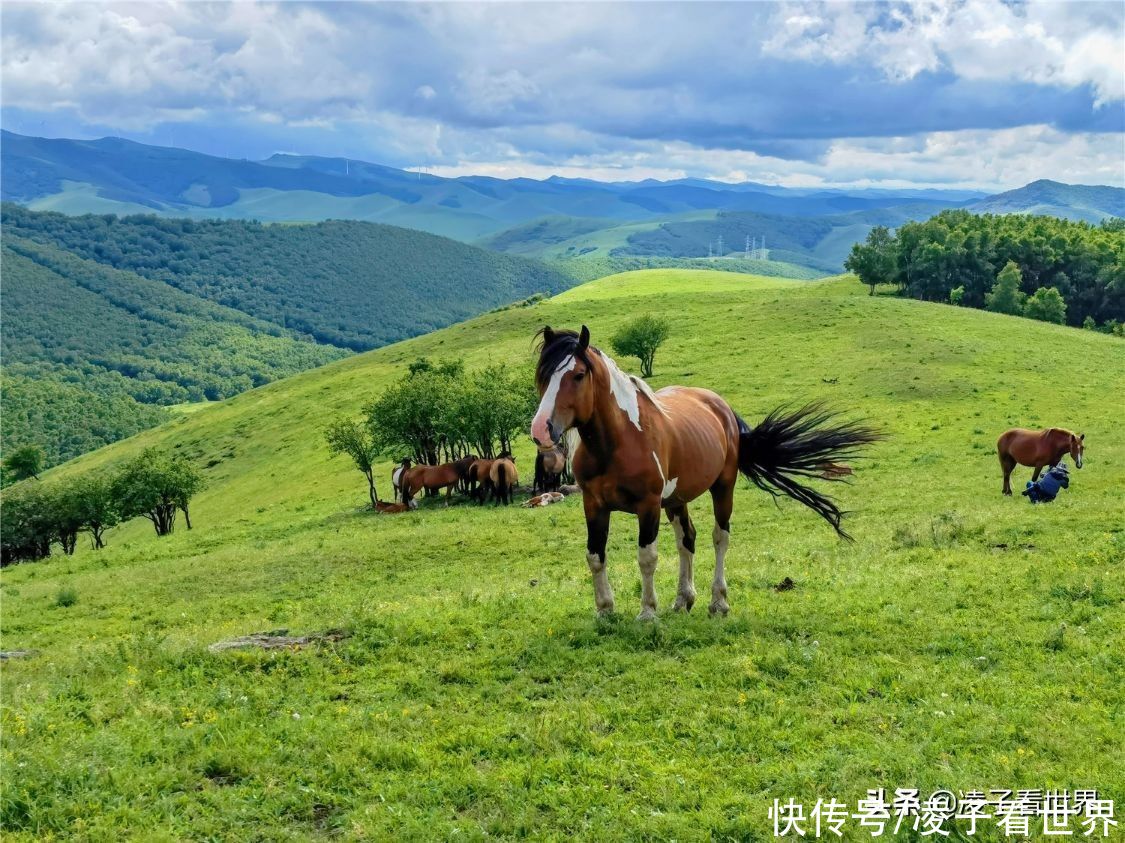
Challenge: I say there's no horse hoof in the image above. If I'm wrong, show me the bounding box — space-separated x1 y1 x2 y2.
636 608 658 622
672 595 695 612
709 602 729 617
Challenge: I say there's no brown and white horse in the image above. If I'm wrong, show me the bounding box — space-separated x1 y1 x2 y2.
997 427 1084 495
531 326 878 620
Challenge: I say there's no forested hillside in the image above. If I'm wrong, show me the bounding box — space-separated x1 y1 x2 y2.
2 205 574 350
1 205 577 468
1 233 348 466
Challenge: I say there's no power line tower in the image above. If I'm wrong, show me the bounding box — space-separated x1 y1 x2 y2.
708 241 713 259
745 235 750 259
716 234 723 257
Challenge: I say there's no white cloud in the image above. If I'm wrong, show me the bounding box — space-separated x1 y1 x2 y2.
763 0 1124 106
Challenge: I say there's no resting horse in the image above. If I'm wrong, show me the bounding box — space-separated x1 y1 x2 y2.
401 455 478 503
531 325 879 620
997 427 1084 496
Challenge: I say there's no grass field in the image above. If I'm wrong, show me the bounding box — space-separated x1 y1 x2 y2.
2 270 1123 840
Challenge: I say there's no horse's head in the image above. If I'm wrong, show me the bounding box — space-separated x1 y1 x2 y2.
1070 432 1085 468
531 325 595 447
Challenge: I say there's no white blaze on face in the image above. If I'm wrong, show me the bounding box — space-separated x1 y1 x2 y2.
531 355 575 444
652 451 678 501
1076 450 1083 468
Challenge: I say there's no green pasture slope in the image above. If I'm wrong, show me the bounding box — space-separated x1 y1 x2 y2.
3 269 1123 839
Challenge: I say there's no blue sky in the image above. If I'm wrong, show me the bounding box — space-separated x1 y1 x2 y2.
2 1 1122 189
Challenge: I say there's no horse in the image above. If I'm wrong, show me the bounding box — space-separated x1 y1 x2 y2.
489 456 518 505
467 458 495 504
401 454 478 502
391 458 412 502
997 428 1084 495
533 446 566 493
531 325 879 620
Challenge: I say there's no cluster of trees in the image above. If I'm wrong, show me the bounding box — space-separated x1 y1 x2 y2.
327 359 536 503
846 211 1124 329
0 448 203 566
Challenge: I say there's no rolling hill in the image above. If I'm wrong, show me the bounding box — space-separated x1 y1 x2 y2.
966 179 1125 223
1 205 576 466
2 269 1121 838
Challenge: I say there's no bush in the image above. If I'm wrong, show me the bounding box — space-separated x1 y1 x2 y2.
949 286 965 306
54 586 78 608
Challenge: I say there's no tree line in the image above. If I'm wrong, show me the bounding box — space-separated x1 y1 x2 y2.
845 211 1124 329
327 359 536 504
0 448 203 566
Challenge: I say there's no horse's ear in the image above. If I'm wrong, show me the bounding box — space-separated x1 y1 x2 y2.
1080 433 1085 441
542 325 555 346
578 325 590 350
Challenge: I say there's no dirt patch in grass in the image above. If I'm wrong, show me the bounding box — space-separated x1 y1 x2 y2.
208 628 350 653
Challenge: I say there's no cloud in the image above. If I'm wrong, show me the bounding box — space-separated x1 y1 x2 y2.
1 1 1121 188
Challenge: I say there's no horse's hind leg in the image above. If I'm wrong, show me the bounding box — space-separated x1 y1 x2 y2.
1031 465 1043 482
668 505 697 612
999 452 1016 496
709 482 734 616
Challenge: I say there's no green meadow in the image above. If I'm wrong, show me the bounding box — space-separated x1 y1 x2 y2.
2 270 1123 840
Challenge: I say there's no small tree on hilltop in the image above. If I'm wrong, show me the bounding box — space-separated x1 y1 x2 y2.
845 225 898 295
3 445 43 483
986 261 1027 316
611 316 671 378
112 449 203 536
1024 286 1067 324
326 416 381 508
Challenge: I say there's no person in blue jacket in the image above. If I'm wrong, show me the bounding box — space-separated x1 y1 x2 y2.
1023 461 1070 503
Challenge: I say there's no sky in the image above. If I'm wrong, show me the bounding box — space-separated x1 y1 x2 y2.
2 1 1123 190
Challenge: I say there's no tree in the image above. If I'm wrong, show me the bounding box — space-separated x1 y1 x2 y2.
1083 316 1097 330
69 474 120 549
326 417 381 507
3 445 43 483
949 286 965 306
844 225 898 295
112 449 203 536
610 316 671 378
1024 286 1067 324
986 261 1027 316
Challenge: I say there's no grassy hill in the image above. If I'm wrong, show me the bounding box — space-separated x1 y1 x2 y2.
2 270 1122 838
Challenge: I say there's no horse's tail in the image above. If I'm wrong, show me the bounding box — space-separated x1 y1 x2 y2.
735 403 881 539
496 461 508 503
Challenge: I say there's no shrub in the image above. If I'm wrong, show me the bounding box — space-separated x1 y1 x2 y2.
985 262 1027 316
54 585 78 608
112 449 204 536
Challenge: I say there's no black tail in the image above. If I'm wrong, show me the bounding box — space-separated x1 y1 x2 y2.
736 404 881 539
496 462 507 505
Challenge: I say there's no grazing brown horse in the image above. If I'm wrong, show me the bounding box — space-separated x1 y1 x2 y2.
401 454 478 502
489 456 518 505
997 428 1084 495
531 325 878 620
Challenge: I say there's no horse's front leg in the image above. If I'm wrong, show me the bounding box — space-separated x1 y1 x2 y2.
668 505 697 612
584 497 615 615
636 502 662 621
1031 465 1043 482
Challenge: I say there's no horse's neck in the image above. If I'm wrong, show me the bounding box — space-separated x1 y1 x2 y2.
577 381 649 467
